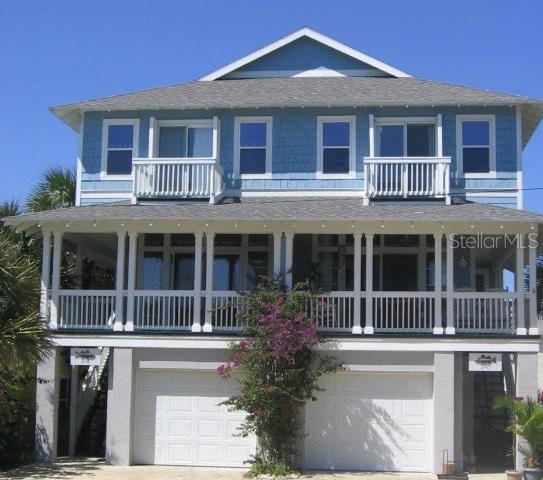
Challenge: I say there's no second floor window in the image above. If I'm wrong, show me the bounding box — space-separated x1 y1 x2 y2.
457 115 495 175
317 116 356 178
102 120 139 176
375 119 436 157
234 117 272 177
157 122 213 158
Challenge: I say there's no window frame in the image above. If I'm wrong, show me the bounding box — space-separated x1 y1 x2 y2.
456 114 496 178
234 116 273 179
153 119 215 159
373 116 439 158
317 115 356 179
100 119 139 180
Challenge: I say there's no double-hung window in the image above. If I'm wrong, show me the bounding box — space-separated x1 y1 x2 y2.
456 115 495 176
101 119 139 178
374 118 436 157
155 120 214 158
317 116 356 178
234 117 272 178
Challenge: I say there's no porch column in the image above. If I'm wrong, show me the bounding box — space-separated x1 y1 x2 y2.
114 231 126 332
204 232 215 332
35 347 61 462
40 230 52 323
284 232 294 289
68 364 79 456
516 237 527 335
125 232 138 332
352 233 362 334
192 232 203 332
445 234 455 334
273 232 283 278
364 233 374 334
515 353 539 470
528 237 538 335
434 233 444 334
106 348 135 466
49 231 63 330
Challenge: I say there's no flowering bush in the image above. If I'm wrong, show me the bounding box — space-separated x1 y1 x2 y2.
217 278 339 475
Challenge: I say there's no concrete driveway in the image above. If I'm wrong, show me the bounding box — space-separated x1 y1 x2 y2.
0 458 507 480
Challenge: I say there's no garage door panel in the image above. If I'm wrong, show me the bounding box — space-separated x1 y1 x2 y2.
305 373 432 472
134 370 256 467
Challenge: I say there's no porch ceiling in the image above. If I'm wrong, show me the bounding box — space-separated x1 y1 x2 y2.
4 198 543 233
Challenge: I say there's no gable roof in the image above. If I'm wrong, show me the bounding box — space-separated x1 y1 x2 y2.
199 27 412 81
50 77 543 146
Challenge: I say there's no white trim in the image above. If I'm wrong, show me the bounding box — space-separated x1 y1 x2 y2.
222 67 388 79
368 114 375 157
100 119 139 180
234 189 366 197
234 116 273 179
199 27 411 81
516 107 523 210
51 334 540 353
80 191 132 199
456 114 497 179
344 364 434 373
317 115 356 179
75 115 85 206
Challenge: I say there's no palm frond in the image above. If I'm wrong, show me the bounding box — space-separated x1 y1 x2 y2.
26 167 75 213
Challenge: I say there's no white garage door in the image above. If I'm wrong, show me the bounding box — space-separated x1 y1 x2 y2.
305 372 433 472
133 370 256 466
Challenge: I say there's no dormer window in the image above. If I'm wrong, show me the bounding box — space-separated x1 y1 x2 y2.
101 119 139 178
456 114 496 177
317 116 356 178
234 117 272 178
374 118 436 157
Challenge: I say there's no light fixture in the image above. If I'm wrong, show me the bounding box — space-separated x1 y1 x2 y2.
37 224 41 228
120 223 125 227
65 222 70 228
149 222 153 227
380 222 385 229
93 220 97 227
205 223 209 227
263 224 267 228
177 223 181 227
410 221 415 229
234 223 238 228
321 224 326 229
500 224 504 230
530 224 535 230
441 223 445 229
470 223 474 229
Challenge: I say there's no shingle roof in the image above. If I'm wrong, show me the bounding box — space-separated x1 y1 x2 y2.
51 77 543 145
5 198 543 226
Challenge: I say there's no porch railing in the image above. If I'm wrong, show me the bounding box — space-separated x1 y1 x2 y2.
133 158 223 199
364 157 450 199
133 290 194 330
453 292 518 334
58 290 116 329
372 292 435 333
309 292 354 332
50 289 526 335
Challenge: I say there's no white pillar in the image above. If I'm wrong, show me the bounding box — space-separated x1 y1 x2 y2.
68 365 78 456
516 237 527 335
40 230 52 323
192 232 203 332
114 231 126 332
50 231 63 330
434 233 444 334
364 233 374 334
273 232 282 278
284 233 294 289
204 232 215 332
352 233 363 334
125 232 138 332
529 239 538 335
446 234 455 334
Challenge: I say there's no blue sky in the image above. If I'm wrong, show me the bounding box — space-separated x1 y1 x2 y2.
1 0 541 210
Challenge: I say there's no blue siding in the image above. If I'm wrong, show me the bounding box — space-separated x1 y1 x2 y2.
79 106 519 206
222 37 382 78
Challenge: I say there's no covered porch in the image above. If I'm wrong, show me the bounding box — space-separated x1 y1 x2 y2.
34 208 539 336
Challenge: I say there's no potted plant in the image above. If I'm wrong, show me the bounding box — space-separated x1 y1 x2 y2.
495 396 543 480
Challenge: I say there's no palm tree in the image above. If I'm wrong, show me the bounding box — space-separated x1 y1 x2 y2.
26 167 75 213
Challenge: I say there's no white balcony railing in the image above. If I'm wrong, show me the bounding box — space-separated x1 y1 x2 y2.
372 292 435 333
51 289 525 335
58 290 116 329
133 290 194 330
133 158 223 199
453 292 518 334
309 292 354 332
364 157 451 200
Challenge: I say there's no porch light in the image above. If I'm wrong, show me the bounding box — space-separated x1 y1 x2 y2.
177 223 181 227
65 223 70 228
234 223 238 228
500 225 504 229
530 224 535 230
205 223 209 227
410 221 415 229
93 220 97 227
149 222 153 227
380 222 385 228
321 224 326 228
121 223 125 227
263 224 267 228
470 223 474 229
441 223 445 229
37 224 41 228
